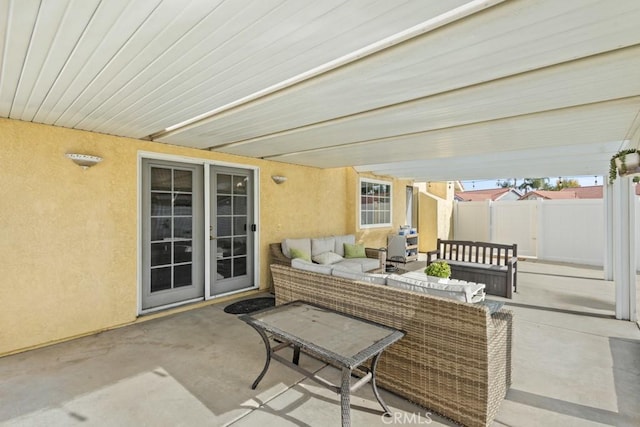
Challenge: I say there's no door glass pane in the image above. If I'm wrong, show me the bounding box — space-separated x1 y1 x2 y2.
233 176 247 195
233 216 247 235
217 196 231 215
174 264 192 288
217 259 231 279
151 193 172 215
174 241 192 263
233 196 247 215
151 168 172 191
174 194 192 215
217 174 232 194
217 217 231 237
151 267 171 292
174 217 192 238
217 238 231 257
174 170 192 192
151 218 171 241
151 243 171 266
233 237 246 256
234 257 247 276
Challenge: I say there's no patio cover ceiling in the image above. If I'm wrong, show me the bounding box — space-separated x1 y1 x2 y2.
2 0 640 182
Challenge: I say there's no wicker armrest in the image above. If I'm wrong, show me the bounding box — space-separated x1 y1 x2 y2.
269 243 291 266
487 309 514 389
365 247 385 269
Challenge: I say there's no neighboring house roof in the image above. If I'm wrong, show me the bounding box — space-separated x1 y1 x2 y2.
559 185 603 199
519 190 577 200
455 188 521 201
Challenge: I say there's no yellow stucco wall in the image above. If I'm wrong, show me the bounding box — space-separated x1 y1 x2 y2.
0 119 413 355
415 182 455 252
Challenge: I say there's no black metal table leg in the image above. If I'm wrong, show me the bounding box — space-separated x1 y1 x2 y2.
248 323 272 390
292 345 301 365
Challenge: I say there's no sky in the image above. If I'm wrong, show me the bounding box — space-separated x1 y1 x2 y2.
459 175 604 191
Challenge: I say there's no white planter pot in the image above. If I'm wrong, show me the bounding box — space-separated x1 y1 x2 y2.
615 152 640 177
425 274 449 284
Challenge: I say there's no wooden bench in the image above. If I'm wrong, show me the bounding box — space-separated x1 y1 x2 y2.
427 239 518 298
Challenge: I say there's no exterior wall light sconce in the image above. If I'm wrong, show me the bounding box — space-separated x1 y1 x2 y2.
271 175 287 184
66 153 103 169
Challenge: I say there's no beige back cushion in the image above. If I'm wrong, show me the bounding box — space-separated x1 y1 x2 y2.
281 238 311 259
311 237 336 256
333 234 356 257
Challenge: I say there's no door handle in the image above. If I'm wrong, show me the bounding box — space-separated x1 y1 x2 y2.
210 235 217 240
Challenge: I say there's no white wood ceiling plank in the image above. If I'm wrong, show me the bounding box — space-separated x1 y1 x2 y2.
0 0 40 116
264 99 640 168
31 0 138 124
0 0 9 115
139 0 468 131
65 0 227 129
90 0 304 136
103 0 466 138
12 0 102 121
215 47 640 158
33 0 164 125
162 0 640 149
90 0 291 136
49 0 169 127
9 0 73 119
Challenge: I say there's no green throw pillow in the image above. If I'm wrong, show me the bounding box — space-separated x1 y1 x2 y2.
343 243 366 259
289 247 311 262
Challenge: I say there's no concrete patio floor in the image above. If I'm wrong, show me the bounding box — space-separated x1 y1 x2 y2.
1 260 639 426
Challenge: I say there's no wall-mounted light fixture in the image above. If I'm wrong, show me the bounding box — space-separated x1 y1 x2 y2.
66 153 103 169
271 175 287 184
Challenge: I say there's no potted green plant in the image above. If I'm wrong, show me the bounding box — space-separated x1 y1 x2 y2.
425 261 451 280
609 148 640 184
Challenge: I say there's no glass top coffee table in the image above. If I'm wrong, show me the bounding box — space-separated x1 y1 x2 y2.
240 301 405 427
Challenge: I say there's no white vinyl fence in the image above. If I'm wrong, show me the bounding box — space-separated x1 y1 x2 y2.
453 198 640 267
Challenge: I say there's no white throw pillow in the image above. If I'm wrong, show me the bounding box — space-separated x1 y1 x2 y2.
312 251 343 265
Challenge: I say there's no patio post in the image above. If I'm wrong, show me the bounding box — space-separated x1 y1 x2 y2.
612 177 637 321
603 182 614 281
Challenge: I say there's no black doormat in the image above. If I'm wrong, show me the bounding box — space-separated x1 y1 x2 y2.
224 297 275 314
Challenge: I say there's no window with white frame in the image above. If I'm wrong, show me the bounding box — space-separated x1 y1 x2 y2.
359 178 392 228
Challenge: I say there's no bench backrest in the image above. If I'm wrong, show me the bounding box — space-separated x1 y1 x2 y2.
436 239 517 266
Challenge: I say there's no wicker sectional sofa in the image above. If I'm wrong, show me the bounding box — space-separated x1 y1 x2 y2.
270 263 513 427
269 235 384 271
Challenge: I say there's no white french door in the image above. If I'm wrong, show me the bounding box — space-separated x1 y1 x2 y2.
140 156 257 312
210 166 255 296
141 159 205 310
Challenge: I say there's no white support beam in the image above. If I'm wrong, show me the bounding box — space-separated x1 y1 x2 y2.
603 182 614 280
612 177 637 321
